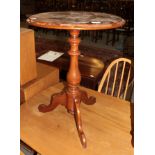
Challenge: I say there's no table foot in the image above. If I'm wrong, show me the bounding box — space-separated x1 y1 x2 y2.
38 91 67 113
80 90 96 105
74 97 87 148
38 29 96 148
38 87 95 148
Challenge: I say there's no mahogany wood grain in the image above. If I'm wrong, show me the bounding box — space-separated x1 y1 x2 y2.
27 11 125 30
37 53 105 90
37 30 95 148
27 11 125 148
20 82 133 155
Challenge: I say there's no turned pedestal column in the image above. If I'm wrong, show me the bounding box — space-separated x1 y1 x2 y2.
27 11 125 148
38 30 96 148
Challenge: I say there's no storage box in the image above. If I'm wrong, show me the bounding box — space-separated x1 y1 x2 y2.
20 62 59 103
20 28 37 85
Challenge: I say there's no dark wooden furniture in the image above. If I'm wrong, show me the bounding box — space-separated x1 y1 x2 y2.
20 0 35 20
37 53 104 90
20 82 134 154
27 11 125 148
106 0 134 46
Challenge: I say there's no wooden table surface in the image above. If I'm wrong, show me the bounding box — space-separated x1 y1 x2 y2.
27 11 125 30
20 82 133 155
20 151 24 155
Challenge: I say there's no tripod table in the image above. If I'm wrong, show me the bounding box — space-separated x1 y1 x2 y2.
27 11 125 148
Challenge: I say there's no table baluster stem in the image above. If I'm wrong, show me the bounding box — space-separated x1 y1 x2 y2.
38 29 96 148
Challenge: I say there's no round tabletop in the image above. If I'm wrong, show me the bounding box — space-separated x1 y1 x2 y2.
27 11 125 30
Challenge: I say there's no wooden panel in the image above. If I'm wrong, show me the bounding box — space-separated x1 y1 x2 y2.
20 82 133 155
20 62 59 103
20 28 37 85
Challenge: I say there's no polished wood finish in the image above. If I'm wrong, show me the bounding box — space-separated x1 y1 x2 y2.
20 62 59 103
27 11 125 30
20 82 133 155
98 58 132 100
37 53 105 90
27 11 125 148
20 28 37 85
21 1 133 44
38 30 95 148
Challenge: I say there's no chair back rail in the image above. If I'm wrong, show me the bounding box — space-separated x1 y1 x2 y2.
98 58 132 100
